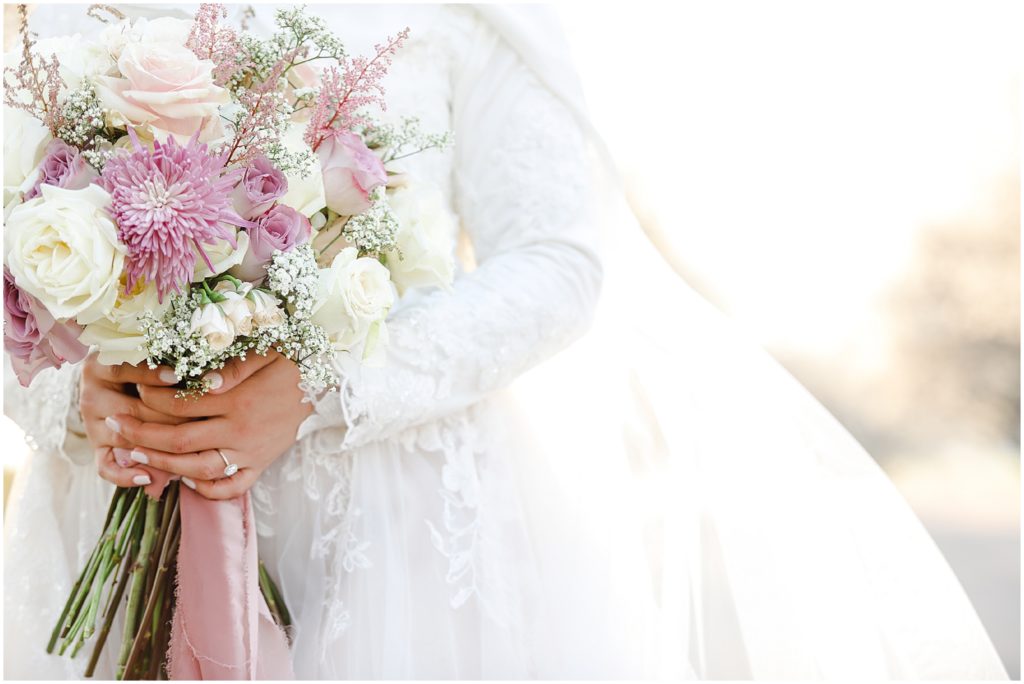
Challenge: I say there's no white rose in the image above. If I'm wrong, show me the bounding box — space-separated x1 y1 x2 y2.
385 183 456 295
311 247 394 349
33 34 114 92
5 184 125 324
219 296 253 337
279 123 326 217
3 106 52 206
248 289 285 328
190 303 235 351
192 231 249 281
79 280 170 365
100 19 145 60
138 18 194 48
101 17 193 60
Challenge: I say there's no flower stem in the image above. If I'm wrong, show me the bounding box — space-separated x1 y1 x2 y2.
117 497 160 679
58 490 129 650
81 537 116 640
84 548 133 678
258 560 292 632
122 505 180 680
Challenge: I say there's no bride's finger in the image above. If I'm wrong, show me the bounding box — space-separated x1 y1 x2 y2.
87 417 134 450
192 467 259 501
108 414 226 454
136 384 230 419
95 447 154 488
202 351 278 395
127 447 240 482
88 360 179 388
82 386 189 427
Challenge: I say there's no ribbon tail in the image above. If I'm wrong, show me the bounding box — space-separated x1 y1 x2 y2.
168 488 293 680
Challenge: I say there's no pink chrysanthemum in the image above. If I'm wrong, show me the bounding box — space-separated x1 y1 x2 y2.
100 130 249 300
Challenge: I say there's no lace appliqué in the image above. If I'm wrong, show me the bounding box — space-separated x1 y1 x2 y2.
4 361 87 464
252 402 369 651
305 92 595 453
424 412 485 609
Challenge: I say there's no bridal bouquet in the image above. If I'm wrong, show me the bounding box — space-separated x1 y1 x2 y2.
4 4 451 679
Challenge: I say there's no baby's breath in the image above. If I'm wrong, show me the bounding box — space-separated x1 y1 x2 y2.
140 245 336 397
342 187 398 257
55 86 106 148
362 116 453 165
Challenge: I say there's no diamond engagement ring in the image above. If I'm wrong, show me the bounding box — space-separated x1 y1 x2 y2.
218 449 239 477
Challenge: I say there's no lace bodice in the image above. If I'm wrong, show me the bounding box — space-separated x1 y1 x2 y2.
297 6 601 452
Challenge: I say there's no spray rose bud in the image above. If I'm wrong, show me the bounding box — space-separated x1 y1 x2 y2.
248 289 285 328
213 281 255 337
190 302 235 351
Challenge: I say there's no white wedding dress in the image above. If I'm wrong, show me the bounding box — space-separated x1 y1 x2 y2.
3 4 1009 680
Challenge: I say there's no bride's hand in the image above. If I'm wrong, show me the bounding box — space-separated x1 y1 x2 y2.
108 351 313 500
80 353 187 488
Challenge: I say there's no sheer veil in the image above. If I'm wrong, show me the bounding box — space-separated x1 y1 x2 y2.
474 5 1008 680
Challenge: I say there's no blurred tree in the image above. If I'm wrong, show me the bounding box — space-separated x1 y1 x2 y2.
880 173 1020 452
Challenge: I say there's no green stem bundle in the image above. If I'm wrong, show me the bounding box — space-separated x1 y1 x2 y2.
48 482 290 680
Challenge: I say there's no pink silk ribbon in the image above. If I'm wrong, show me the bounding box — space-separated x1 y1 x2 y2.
144 476 293 679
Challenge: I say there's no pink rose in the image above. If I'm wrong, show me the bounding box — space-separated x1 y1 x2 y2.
231 205 312 282
24 140 97 200
4 267 88 387
318 131 387 216
94 42 228 141
231 156 288 221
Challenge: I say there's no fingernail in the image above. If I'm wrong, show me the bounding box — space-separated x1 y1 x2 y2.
205 372 223 391
159 369 178 384
130 450 149 465
105 416 121 434
132 475 151 486
113 448 132 467
181 477 197 490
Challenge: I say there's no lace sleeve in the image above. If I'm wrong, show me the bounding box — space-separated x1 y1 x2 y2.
298 16 602 450
3 356 92 465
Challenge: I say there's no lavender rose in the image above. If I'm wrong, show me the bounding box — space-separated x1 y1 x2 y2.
318 131 387 216
231 205 312 282
24 139 97 200
231 156 288 221
4 267 89 387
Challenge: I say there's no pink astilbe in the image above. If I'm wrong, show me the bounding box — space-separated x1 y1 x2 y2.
223 48 301 167
3 4 65 135
99 130 249 301
186 3 250 87
305 28 410 152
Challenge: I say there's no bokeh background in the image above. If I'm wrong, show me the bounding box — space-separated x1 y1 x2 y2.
3 1 1020 677
557 0 1020 676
